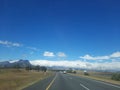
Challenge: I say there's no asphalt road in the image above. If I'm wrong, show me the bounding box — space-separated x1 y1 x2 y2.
23 72 120 90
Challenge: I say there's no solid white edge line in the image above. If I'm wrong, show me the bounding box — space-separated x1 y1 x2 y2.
93 79 120 89
72 74 120 89
68 74 120 89
80 83 90 90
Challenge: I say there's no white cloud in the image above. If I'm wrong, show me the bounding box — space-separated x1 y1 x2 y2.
80 51 120 60
87 62 120 71
43 51 66 57
30 60 86 68
0 40 22 47
9 60 19 63
57 52 66 57
110 51 120 58
30 60 120 71
80 54 109 60
4 59 120 71
43 51 55 57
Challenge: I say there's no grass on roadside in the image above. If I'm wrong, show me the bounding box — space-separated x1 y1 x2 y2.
71 70 120 85
0 69 53 90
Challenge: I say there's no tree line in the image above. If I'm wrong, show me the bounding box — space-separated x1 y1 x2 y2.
25 65 47 72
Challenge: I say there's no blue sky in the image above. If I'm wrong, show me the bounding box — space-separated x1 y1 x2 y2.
0 0 120 69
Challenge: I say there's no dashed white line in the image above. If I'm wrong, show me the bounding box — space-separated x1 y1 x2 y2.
80 83 90 90
75 75 120 89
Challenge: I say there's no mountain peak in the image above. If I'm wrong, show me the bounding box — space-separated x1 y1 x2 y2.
0 60 31 68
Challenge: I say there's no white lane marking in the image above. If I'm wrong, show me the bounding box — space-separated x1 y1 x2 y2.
80 83 90 90
92 79 120 89
68 74 120 89
71 74 120 89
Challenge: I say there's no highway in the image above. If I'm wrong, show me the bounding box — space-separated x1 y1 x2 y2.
23 72 120 90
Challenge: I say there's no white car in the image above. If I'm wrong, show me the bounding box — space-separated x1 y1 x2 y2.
63 71 66 74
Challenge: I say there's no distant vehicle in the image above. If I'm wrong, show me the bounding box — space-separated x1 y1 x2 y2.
63 71 67 74
84 70 89 75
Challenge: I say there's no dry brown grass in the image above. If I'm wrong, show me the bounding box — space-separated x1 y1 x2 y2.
0 69 53 90
72 70 120 85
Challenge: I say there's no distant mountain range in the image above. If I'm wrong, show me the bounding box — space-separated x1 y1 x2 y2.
0 59 31 68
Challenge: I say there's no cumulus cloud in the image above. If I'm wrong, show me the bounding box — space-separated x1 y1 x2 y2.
30 60 120 71
110 51 120 58
57 52 66 57
0 40 22 47
43 51 55 57
80 51 120 60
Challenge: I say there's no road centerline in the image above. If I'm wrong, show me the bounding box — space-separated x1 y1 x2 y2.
45 74 57 90
80 83 90 90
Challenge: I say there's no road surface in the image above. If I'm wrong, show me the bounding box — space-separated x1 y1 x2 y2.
23 72 120 90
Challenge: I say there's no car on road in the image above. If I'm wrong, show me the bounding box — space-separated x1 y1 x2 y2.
63 71 67 74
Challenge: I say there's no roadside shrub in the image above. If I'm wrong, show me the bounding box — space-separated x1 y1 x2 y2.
111 73 120 81
84 72 89 76
73 71 76 74
67 70 77 74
